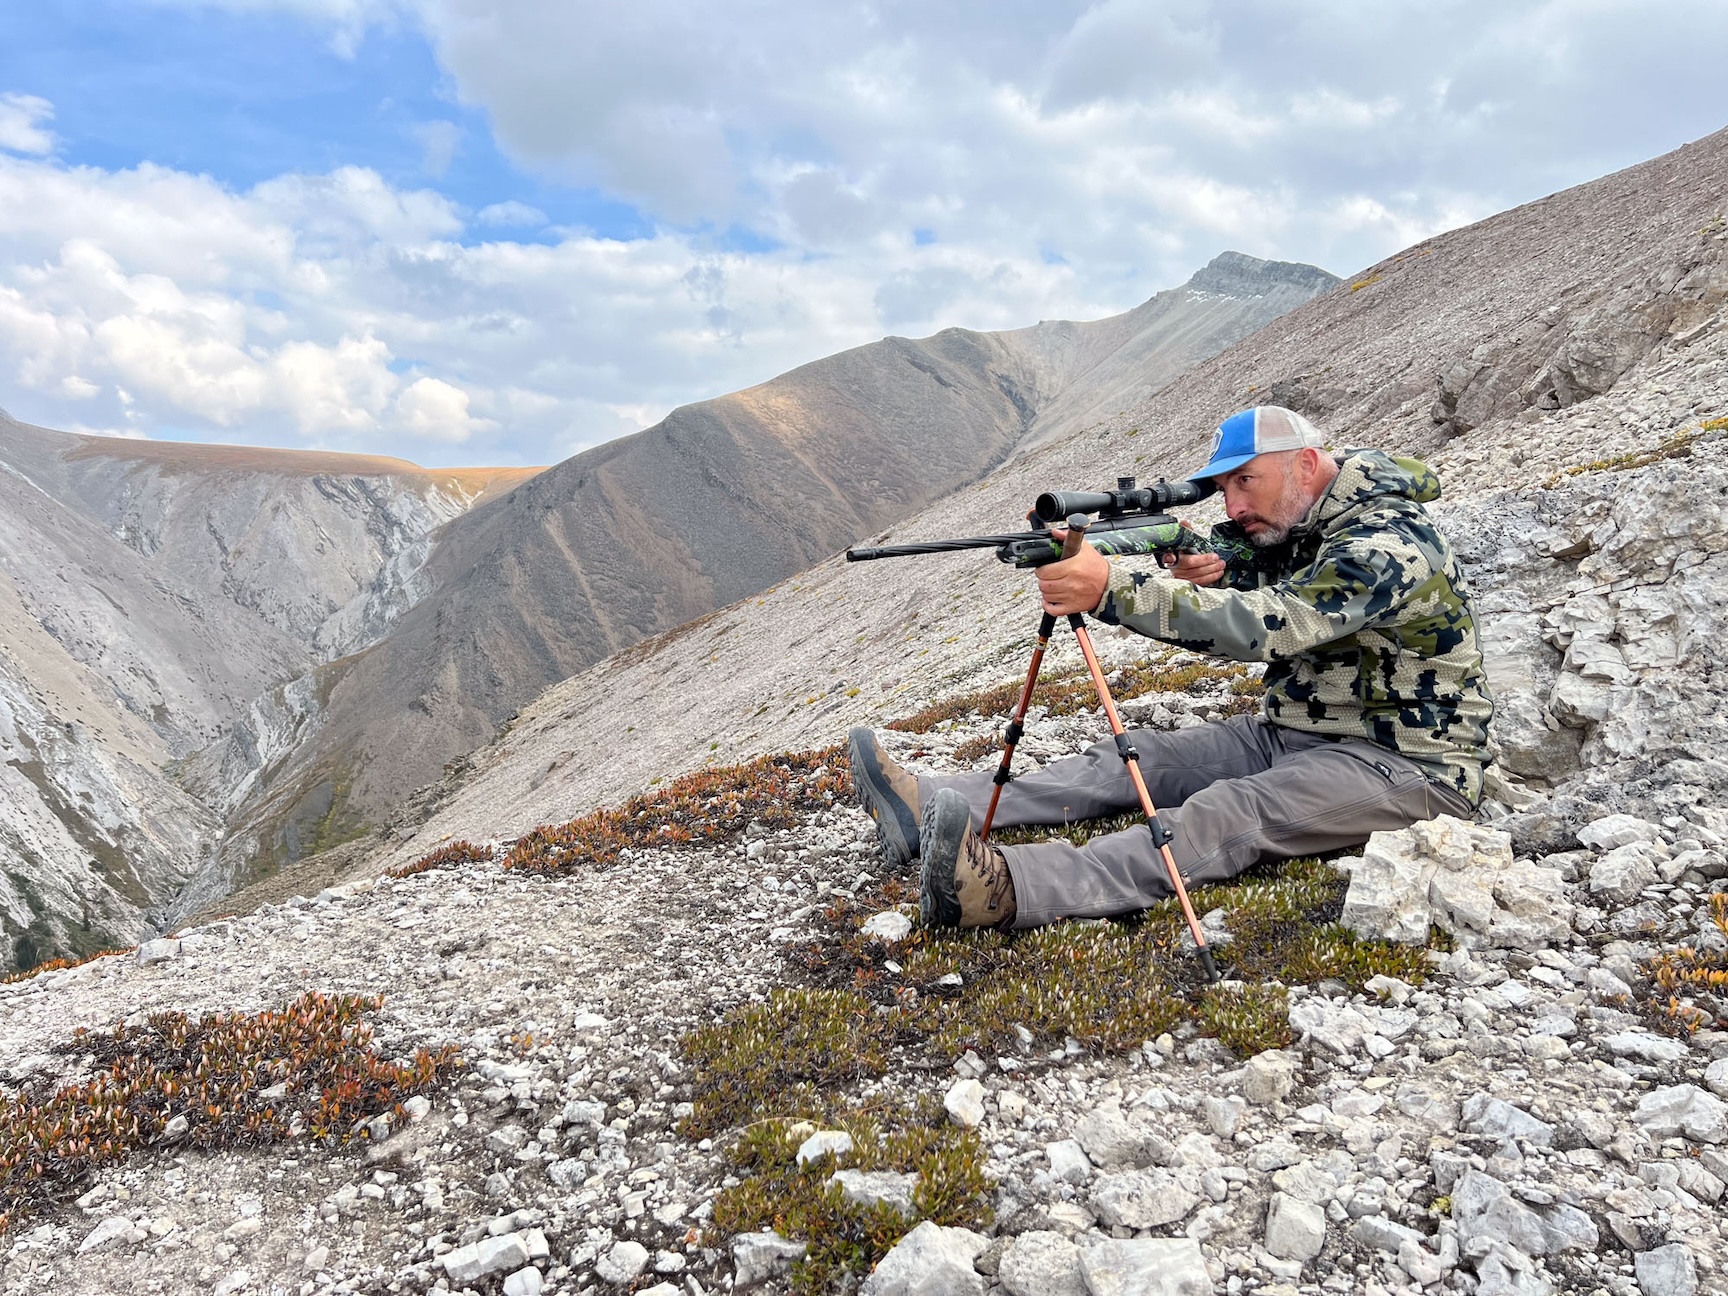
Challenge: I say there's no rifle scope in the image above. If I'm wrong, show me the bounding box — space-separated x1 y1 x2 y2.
1033 475 1213 525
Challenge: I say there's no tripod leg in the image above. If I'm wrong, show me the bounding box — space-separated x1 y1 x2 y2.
1067 613 1220 983
980 611 1059 841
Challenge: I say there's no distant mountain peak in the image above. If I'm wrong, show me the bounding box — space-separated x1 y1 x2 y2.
1185 250 1340 298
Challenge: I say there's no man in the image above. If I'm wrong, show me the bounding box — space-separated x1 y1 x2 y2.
848 405 1493 931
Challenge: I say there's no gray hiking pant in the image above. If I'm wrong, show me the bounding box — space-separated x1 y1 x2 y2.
920 715 1473 929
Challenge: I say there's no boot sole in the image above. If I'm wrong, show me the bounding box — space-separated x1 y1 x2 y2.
919 788 970 927
847 727 919 869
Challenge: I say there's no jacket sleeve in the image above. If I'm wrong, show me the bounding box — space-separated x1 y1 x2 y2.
1094 522 1437 662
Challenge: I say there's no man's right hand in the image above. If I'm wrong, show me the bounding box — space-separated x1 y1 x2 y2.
1166 551 1226 586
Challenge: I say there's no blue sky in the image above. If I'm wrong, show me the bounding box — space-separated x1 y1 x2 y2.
0 0 1723 466
0 2 657 243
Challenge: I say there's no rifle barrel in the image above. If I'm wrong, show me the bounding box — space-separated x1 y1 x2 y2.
846 533 1038 561
846 514 1178 563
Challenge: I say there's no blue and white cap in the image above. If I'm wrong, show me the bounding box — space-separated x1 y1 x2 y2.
1189 405 1327 482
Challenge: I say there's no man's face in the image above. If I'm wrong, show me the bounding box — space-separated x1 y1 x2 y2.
1214 451 1312 547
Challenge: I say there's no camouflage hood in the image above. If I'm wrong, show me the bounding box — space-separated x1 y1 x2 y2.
1096 449 1493 802
1296 448 1442 536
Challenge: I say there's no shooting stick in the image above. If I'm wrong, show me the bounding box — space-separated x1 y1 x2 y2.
979 515 1220 984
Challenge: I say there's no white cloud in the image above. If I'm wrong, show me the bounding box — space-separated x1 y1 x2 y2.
413 121 462 178
476 201 546 228
6 1 1727 466
394 374 489 442
0 94 55 155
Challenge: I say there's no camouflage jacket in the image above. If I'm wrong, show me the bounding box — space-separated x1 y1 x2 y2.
1095 449 1493 803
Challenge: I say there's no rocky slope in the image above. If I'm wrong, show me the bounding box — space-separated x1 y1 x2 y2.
0 417 540 969
383 126 1728 860
213 253 1333 890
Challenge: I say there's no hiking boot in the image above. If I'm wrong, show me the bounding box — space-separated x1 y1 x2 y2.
848 726 922 869
919 788 1016 929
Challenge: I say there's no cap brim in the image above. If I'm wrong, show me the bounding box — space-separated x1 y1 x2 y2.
1187 450 1258 483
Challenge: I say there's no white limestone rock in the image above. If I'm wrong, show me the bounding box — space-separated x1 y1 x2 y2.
1601 1031 1690 1063
1090 1169 1200 1229
1588 842 1660 906
136 938 183 966
944 1078 986 1129
1045 1139 1093 1185
860 910 913 943
1635 1085 1728 1144
998 1230 1084 1296
1462 1095 1555 1147
1578 813 1663 850
1240 1047 1299 1103
1451 1170 1548 1258
445 1234 533 1284
828 1169 918 1218
1705 1056 1728 1098
732 1231 807 1290
1077 1237 1212 1296
1635 1243 1699 1296
795 1130 855 1165
1073 1107 1160 1169
1342 816 1573 949
1264 1192 1326 1262
859 1221 987 1296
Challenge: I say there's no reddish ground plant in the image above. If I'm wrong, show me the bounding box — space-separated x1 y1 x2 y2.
385 839 496 879
1648 893 1728 1032
2 949 135 986
503 747 849 875
0 992 456 1235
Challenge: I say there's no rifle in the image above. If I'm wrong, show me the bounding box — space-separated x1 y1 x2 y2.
845 476 1250 569
845 475 1229 982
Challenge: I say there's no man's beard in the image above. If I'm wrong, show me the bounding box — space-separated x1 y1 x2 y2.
1242 467 1311 548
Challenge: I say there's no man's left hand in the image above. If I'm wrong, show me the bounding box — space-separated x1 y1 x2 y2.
1036 528 1111 615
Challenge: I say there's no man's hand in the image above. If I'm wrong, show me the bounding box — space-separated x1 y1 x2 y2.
1166 551 1226 587
1036 527 1111 614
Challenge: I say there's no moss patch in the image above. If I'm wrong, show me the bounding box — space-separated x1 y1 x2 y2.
708 1115 989 1294
680 993 990 1293
1542 425 1707 487
800 856 1427 1064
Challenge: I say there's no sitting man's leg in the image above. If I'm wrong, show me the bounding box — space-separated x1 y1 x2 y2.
925 729 1473 928
850 715 1272 870
925 713 1278 832
913 715 1288 929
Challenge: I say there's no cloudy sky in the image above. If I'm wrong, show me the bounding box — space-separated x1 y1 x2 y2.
0 2 1722 467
